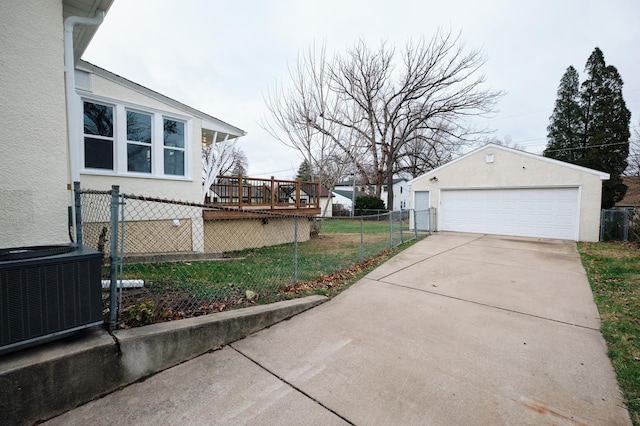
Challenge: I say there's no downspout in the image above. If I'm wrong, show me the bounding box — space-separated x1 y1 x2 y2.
63 11 105 241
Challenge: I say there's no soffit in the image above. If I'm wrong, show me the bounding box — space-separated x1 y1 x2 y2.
62 0 114 62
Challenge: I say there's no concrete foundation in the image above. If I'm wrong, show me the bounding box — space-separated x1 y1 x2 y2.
0 295 327 425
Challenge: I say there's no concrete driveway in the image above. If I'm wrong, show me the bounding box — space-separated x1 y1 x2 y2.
46 233 631 425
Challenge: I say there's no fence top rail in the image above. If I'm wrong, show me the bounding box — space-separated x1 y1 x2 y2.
78 189 113 195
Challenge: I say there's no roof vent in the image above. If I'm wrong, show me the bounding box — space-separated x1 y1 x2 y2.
486 153 494 163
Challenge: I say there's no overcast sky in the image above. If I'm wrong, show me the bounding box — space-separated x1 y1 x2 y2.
83 0 640 179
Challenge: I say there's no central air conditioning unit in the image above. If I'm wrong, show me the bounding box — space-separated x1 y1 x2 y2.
0 244 103 355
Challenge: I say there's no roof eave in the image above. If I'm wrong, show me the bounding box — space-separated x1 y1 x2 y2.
63 0 114 63
77 60 246 137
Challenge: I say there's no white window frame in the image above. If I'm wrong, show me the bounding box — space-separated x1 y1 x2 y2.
82 99 116 171
125 108 153 174
162 116 187 177
81 96 192 180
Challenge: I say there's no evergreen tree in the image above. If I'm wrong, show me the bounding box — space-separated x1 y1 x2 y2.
544 48 631 208
544 66 582 162
296 160 313 181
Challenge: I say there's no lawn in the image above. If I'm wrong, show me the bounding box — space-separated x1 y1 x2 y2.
321 217 410 235
578 241 640 425
115 228 422 326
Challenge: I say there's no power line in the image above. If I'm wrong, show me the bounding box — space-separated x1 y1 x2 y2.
250 167 295 177
543 141 629 153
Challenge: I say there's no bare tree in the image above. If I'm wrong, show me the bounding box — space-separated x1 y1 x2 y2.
625 120 640 176
395 122 462 178
202 139 248 202
262 44 364 201
484 134 527 151
230 148 248 176
264 29 503 208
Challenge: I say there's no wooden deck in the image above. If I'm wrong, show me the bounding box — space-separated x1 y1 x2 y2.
203 175 321 219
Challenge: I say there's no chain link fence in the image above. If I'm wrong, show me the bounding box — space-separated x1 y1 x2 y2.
600 208 637 242
76 184 429 330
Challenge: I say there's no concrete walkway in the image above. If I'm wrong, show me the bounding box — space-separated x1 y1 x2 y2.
45 233 631 425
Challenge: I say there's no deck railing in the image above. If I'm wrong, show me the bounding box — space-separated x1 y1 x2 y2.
205 175 320 211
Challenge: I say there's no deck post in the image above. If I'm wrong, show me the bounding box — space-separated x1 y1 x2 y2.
238 174 243 209
271 176 275 210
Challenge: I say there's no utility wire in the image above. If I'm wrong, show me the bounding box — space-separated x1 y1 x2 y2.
543 141 629 153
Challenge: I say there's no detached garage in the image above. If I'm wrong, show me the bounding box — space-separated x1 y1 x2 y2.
409 144 609 241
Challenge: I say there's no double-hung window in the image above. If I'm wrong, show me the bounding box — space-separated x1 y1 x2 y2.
163 118 185 176
127 110 152 173
83 101 114 170
82 99 189 179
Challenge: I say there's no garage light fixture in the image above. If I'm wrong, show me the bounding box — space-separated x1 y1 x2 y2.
430 176 438 182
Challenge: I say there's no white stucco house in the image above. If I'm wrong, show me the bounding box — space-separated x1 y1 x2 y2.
409 144 609 242
0 1 245 250
381 178 409 210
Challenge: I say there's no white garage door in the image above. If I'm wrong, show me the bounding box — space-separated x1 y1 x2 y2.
439 188 579 240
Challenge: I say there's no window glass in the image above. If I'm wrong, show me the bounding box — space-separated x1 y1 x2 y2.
127 144 151 173
164 119 184 148
84 102 113 137
84 101 114 169
127 111 151 143
164 118 185 175
85 137 113 169
164 149 184 176
126 111 152 173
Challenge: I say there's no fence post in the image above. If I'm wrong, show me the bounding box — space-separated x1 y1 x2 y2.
109 185 120 331
389 211 393 249
413 209 418 239
599 209 604 242
624 209 630 242
293 216 298 285
400 210 404 244
73 181 83 246
360 217 364 262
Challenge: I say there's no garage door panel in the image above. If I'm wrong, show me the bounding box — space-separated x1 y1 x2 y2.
440 188 578 240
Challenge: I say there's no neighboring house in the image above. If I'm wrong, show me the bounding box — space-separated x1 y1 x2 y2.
334 178 409 211
409 144 609 242
0 1 246 250
381 178 409 210
77 60 245 202
319 186 334 217
332 189 368 214
75 62 245 254
616 176 640 208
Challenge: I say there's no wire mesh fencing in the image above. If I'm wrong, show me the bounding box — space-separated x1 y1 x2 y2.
600 208 636 242
77 185 427 330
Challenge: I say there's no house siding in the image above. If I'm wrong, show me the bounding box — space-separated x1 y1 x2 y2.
0 1 71 248
410 146 606 242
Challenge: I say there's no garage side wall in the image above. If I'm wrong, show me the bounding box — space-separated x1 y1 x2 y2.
410 147 604 241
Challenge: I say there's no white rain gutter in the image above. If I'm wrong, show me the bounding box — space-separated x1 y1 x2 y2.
63 11 105 185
